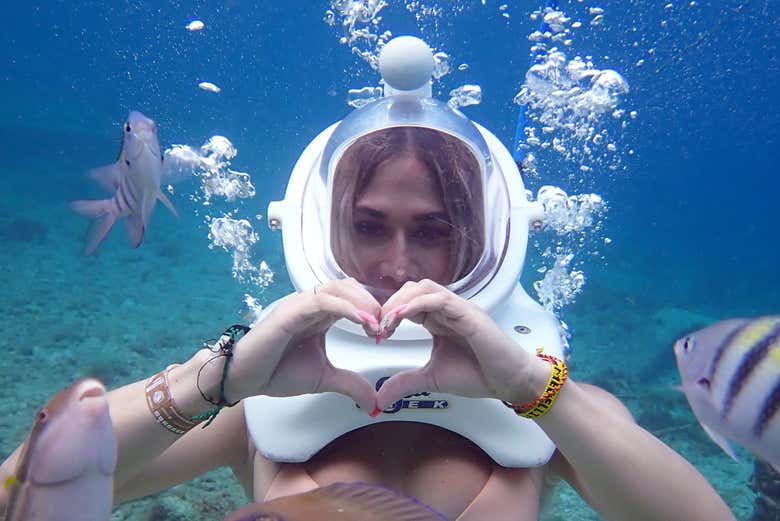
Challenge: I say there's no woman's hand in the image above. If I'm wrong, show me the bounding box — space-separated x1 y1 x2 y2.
374 279 550 411
226 279 383 414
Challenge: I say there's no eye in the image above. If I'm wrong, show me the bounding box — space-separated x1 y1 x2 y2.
36 408 48 423
697 377 710 390
354 220 385 237
412 225 452 243
683 336 695 353
125 123 131 133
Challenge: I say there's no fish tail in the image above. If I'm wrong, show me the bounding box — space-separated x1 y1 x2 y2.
70 199 119 255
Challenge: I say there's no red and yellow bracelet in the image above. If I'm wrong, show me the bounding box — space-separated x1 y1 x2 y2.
502 351 568 420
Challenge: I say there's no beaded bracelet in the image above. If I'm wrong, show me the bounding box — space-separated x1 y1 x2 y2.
502 351 568 420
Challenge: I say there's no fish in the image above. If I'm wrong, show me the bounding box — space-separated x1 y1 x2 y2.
3 378 117 521
673 316 780 472
71 110 178 255
223 482 447 521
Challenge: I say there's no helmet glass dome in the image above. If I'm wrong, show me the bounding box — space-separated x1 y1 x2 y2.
301 95 512 302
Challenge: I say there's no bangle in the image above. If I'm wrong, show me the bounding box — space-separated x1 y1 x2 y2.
145 365 199 435
503 351 568 420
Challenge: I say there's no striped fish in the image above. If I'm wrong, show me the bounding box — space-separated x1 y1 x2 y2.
674 316 780 472
223 482 447 521
71 111 178 255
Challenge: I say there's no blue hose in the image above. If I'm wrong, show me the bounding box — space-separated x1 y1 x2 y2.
513 0 559 167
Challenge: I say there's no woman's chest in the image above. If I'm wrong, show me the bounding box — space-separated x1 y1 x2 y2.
253 423 545 520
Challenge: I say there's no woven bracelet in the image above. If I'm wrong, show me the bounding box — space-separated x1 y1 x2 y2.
190 324 250 428
503 352 568 420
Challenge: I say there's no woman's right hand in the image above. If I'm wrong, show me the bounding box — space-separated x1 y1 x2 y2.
225 279 382 415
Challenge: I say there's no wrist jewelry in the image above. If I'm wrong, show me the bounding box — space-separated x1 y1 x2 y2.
503 350 568 420
190 324 250 428
145 365 199 435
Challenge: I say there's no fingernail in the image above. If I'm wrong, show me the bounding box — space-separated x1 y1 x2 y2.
385 305 408 331
369 406 382 418
356 310 379 334
356 310 377 325
378 314 390 332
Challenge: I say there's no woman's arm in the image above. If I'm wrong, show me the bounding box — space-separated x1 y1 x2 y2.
536 377 735 521
1 280 380 511
0 348 244 509
373 280 735 521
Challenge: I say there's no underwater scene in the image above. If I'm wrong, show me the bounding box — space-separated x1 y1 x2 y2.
1 1 778 520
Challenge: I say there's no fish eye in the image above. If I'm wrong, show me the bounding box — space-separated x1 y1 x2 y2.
683 336 695 353
36 409 48 422
696 377 710 390
125 159 131 166
125 123 131 133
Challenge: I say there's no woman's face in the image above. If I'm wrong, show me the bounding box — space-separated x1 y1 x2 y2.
347 154 454 296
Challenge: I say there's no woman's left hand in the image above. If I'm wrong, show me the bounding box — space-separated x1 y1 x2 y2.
374 279 549 412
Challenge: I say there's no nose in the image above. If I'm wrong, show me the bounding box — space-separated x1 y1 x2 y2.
378 231 419 288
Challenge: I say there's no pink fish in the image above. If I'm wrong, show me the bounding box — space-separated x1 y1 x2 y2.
674 316 780 472
3 378 117 521
71 111 178 254
224 482 447 521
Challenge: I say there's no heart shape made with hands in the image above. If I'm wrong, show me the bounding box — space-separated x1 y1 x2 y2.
303 279 534 419
351 296 520 418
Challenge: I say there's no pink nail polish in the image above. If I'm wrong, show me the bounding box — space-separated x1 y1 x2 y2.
356 310 380 336
356 310 376 324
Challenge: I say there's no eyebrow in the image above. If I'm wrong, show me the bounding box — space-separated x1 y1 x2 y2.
354 205 449 222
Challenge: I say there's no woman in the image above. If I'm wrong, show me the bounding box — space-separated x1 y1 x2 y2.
0 112 735 521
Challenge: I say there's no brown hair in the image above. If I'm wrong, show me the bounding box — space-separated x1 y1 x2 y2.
330 126 484 284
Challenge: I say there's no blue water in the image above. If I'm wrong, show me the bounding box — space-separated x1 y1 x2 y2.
1 1 778 519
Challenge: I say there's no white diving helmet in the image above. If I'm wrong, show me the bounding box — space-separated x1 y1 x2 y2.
245 36 565 467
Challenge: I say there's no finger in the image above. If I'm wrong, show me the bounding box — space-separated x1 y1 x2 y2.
300 292 367 326
321 278 382 318
380 279 442 315
319 279 382 337
319 367 377 415
383 292 453 339
378 280 448 340
375 368 434 412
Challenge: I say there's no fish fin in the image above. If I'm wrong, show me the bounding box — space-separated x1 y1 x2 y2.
125 212 145 248
670 385 684 393
70 199 118 255
266 482 448 520
139 192 156 229
156 188 179 219
772 461 780 474
89 163 122 193
701 423 740 461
